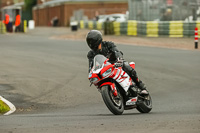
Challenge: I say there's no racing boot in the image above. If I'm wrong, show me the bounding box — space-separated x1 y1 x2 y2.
130 70 149 95
136 80 149 95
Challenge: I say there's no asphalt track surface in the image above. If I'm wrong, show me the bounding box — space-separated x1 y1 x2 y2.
0 28 200 133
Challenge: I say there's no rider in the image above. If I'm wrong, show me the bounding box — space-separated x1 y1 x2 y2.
86 30 148 95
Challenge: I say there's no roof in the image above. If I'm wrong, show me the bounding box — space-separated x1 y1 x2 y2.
33 0 127 9
1 2 24 10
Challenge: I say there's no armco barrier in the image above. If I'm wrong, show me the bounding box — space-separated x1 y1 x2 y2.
113 22 120 35
88 21 94 29
137 21 147 36
104 21 113 35
120 22 128 35
79 20 199 37
97 22 103 30
159 22 169 36
146 21 159 37
169 21 183 37
127 20 137 36
196 21 200 38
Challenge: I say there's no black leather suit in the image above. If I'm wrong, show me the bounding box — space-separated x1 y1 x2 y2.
87 41 140 84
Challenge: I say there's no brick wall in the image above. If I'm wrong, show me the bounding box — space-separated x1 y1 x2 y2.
1 0 24 7
48 5 65 26
33 2 128 26
1 0 14 7
33 5 64 26
38 8 48 26
64 2 128 26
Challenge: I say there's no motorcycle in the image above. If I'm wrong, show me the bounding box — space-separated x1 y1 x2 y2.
88 55 152 115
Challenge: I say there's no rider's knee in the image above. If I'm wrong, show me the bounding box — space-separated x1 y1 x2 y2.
122 61 133 73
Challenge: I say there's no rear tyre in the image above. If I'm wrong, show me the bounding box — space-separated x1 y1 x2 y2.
101 86 124 115
136 94 152 113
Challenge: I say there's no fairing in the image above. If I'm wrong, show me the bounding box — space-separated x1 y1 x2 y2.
89 55 133 93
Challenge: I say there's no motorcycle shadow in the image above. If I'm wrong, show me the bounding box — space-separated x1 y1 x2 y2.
93 112 150 116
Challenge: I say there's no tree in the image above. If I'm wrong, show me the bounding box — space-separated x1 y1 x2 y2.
23 0 37 20
24 0 37 9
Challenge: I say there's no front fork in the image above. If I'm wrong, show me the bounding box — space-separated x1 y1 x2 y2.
99 82 118 97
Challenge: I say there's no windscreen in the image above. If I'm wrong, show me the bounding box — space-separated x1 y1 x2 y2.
93 55 109 71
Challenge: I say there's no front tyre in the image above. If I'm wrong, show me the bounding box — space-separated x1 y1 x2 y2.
136 94 152 113
101 86 124 115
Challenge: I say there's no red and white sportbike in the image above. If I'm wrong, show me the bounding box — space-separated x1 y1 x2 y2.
89 55 152 115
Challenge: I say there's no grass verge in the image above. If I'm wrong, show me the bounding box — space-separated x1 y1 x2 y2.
0 99 10 114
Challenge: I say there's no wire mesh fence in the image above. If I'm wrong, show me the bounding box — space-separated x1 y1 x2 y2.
128 0 200 21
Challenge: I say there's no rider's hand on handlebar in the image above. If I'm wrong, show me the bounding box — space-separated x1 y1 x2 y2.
114 58 124 67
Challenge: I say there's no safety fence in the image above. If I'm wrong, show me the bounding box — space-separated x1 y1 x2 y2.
79 20 200 38
0 20 28 34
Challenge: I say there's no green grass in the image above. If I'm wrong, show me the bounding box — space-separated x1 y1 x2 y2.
0 100 10 114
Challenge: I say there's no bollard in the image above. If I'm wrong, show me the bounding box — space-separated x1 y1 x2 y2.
24 20 27 33
70 21 78 31
195 27 198 49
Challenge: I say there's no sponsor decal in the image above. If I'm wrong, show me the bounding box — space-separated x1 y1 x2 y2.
126 97 137 106
131 98 137 102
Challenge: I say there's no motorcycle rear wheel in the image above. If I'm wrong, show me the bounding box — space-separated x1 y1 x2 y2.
101 86 124 115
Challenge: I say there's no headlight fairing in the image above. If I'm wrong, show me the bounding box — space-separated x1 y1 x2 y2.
102 68 112 77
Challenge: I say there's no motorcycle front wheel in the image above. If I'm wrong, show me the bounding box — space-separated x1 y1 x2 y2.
101 85 124 115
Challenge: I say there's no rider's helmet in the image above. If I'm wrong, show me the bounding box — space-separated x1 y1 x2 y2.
86 30 102 51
